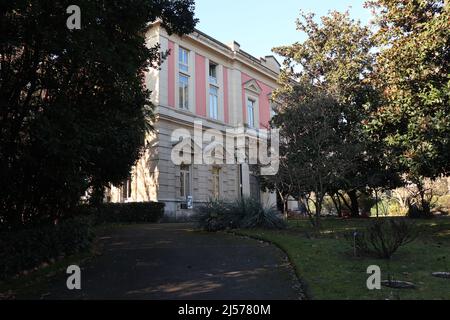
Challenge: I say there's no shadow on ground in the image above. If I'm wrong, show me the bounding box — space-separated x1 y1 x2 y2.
25 224 303 300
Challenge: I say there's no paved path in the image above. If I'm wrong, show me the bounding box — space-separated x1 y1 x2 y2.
37 224 303 300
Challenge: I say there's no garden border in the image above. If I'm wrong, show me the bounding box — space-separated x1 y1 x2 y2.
227 230 310 300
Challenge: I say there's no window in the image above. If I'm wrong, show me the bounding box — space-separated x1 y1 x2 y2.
209 62 217 84
212 167 220 199
180 164 191 199
179 47 189 73
121 178 132 201
247 99 255 128
179 74 189 109
209 85 218 120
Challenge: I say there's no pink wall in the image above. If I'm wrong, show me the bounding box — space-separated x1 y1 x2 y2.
165 43 271 126
258 81 272 129
241 73 273 128
195 54 207 117
167 41 175 108
223 67 229 124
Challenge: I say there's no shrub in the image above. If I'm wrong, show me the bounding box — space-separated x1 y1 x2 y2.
73 202 165 224
359 194 377 216
0 216 94 280
322 196 336 216
346 219 417 259
407 203 433 219
388 200 407 216
194 197 286 231
233 198 286 230
436 195 450 214
193 199 238 232
370 199 389 217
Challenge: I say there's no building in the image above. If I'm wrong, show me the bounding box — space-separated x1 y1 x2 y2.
106 22 281 219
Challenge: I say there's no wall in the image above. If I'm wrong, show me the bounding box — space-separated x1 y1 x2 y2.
110 25 279 218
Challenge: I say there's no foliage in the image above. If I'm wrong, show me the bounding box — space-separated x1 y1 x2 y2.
73 202 165 224
268 10 400 220
359 193 378 216
321 196 337 216
365 0 450 211
193 199 238 232
387 200 408 217
273 10 375 106
436 195 450 214
194 198 286 232
234 198 286 230
0 216 94 280
407 203 433 219
0 0 197 228
347 219 417 259
270 91 357 227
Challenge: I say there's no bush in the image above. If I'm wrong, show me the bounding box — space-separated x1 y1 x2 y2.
0 216 94 280
346 219 417 259
233 198 286 230
436 195 450 214
193 199 238 232
407 203 433 219
359 194 377 216
73 202 165 224
194 197 286 231
322 196 336 215
387 200 407 216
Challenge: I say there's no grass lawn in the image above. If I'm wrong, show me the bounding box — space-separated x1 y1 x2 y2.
236 217 450 300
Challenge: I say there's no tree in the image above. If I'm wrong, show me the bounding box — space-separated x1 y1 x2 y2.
259 154 297 216
0 0 197 228
271 90 355 227
365 0 450 217
273 10 395 217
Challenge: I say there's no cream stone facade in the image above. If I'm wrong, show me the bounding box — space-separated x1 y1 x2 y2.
106 22 281 219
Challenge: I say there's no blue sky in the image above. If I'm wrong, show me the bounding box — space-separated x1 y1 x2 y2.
194 0 372 61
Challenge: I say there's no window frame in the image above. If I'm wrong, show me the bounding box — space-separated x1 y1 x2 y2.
247 98 255 128
209 85 219 120
178 47 189 73
178 73 189 110
180 164 191 199
209 62 218 85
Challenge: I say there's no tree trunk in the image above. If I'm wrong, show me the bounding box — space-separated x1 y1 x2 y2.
331 193 342 217
375 189 379 218
283 198 288 219
417 182 431 217
348 190 360 217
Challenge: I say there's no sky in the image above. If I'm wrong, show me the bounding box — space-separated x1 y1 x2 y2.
194 0 373 61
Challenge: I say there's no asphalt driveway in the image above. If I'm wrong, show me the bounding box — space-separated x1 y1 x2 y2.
33 224 303 300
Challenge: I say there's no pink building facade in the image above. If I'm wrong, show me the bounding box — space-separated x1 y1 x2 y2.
108 22 281 219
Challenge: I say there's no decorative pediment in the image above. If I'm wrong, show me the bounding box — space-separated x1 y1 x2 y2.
244 79 262 95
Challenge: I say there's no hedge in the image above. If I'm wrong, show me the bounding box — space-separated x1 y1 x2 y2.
0 216 94 281
75 202 165 224
0 202 165 281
